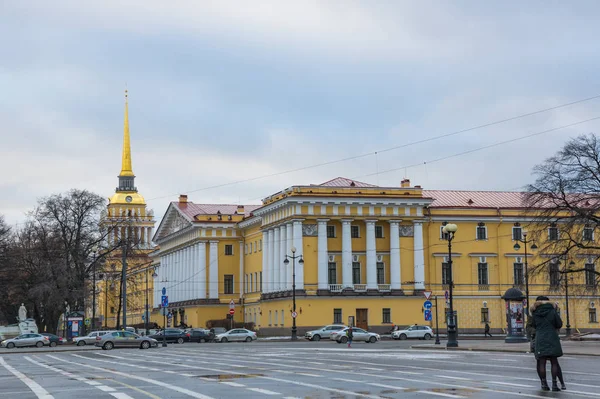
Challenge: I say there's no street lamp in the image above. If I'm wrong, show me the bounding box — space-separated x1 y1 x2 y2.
283 246 304 341
513 232 538 321
121 241 128 330
146 266 158 336
91 246 98 333
442 223 458 348
564 261 575 337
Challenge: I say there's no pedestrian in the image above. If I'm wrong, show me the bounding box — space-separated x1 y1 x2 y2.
531 295 565 391
484 322 492 338
346 327 353 348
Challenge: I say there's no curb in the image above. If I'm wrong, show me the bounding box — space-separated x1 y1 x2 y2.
410 345 600 357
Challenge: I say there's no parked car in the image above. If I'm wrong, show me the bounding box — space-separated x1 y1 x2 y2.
148 328 190 344
331 327 380 343
188 329 214 343
95 331 158 350
391 325 433 340
210 327 227 335
215 329 257 343
41 333 64 347
304 324 347 341
74 331 109 346
1 333 50 348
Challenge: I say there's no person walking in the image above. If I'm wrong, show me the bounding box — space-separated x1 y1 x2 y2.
484 322 492 338
531 296 565 391
346 327 353 348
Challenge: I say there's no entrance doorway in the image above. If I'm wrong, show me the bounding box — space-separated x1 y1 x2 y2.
356 308 368 330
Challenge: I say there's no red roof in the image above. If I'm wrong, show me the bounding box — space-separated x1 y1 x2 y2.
317 177 377 188
174 202 262 220
424 190 527 208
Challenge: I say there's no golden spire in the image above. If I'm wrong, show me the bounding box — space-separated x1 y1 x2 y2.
120 89 134 177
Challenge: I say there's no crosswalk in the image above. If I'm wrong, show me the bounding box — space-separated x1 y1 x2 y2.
0 345 597 398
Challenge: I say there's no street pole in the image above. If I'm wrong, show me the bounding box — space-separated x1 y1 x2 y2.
434 295 440 345
162 311 167 347
523 234 530 322
284 247 303 341
442 223 458 348
121 243 128 330
104 278 108 328
565 271 571 337
92 250 97 333
145 267 149 336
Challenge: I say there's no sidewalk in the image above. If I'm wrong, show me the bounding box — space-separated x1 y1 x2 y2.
411 339 600 356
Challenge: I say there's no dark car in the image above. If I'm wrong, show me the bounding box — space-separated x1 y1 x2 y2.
41 333 64 347
188 329 214 343
148 328 190 344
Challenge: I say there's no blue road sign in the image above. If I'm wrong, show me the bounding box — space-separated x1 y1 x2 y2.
162 287 167 295
424 309 432 321
423 300 433 310
161 295 168 307
444 290 449 300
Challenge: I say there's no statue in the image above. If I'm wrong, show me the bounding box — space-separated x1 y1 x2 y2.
18 303 27 322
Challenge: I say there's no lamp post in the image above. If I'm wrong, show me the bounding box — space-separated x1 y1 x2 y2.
91 246 98 333
283 246 304 341
434 295 441 345
513 232 538 321
442 223 458 348
146 266 158 336
121 241 128 330
564 261 574 337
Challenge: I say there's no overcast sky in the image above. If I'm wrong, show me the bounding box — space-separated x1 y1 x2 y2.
2 1 600 226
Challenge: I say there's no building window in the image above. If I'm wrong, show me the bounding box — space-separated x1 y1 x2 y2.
333 308 342 324
351 225 360 238
244 244 248 254
514 261 524 286
281 309 284 326
110 307 115 314
440 226 449 240
269 310 272 326
259 240 262 251
382 308 391 324
590 308 598 323
478 259 488 285
584 227 594 241
224 275 234 294
442 260 451 285
512 227 522 241
549 262 560 288
225 245 233 256
481 308 489 323
585 263 596 287
476 224 487 240
352 262 361 284
275 310 278 325
376 262 385 284
249 274 253 292
254 241 257 253
375 225 384 238
328 262 337 284
327 225 336 238
259 272 262 291
548 225 559 241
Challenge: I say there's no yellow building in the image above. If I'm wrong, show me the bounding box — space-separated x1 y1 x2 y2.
98 91 156 329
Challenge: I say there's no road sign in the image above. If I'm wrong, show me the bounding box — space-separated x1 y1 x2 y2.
229 308 235 315
162 287 167 296
161 295 168 307
141 314 145 321
229 300 235 309
444 290 449 300
423 300 432 310
423 291 432 300
291 311 298 318
424 309 432 321
84 318 90 326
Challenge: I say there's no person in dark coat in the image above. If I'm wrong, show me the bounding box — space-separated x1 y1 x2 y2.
484 322 492 338
531 296 564 391
346 327 353 348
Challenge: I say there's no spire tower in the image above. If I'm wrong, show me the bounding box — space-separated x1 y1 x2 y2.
117 90 137 192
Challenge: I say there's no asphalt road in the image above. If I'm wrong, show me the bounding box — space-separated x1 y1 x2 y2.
0 340 598 398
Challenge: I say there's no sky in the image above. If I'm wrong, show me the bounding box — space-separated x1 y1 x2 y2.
2 1 600 227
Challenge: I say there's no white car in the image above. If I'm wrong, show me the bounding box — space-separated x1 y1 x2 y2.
1 333 50 348
304 324 347 341
74 331 109 346
215 329 257 343
392 325 434 340
331 327 380 343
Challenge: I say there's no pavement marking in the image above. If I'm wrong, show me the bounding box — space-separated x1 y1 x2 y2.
332 377 357 383
0 357 54 399
51 355 216 399
110 394 136 399
246 387 280 395
220 381 245 387
109 379 161 399
366 382 406 389
435 375 473 381
97 385 117 392
298 372 321 377
488 381 534 388
417 391 467 398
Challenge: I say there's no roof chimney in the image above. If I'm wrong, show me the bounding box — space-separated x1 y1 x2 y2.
236 205 245 214
401 179 411 188
179 194 188 204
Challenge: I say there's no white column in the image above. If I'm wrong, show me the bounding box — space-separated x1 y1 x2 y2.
292 220 304 290
173 250 179 303
366 220 377 290
239 241 244 298
273 227 281 292
280 225 287 292
145 227 150 247
389 221 402 290
115 226 120 243
149 227 154 245
413 221 425 290
184 246 190 301
209 241 219 299
198 242 207 299
268 229 275 293
342 219 353 288
286 223 293 290
262 231 269 293
317 219 329 290
135 227 140 244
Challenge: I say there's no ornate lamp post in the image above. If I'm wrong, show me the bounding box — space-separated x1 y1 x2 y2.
513 232 538 321
91 246 98 333
121 241 128 330
146 266 158 336
284 246 304 341
564 261 575 337
442 223 458 348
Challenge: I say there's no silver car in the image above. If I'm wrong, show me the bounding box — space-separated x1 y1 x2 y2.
74 331 109 346
304 324 347 341
392 325 434 340
1 333 50 348
331 327 380 344
215 329 257 343
95 330 158 350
